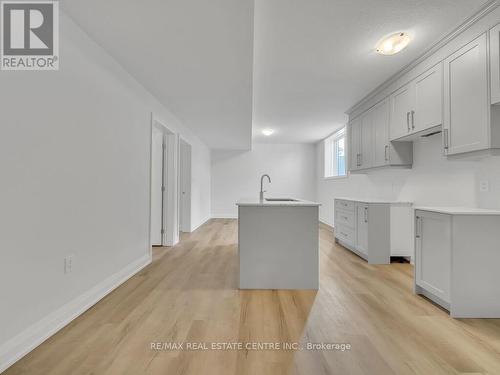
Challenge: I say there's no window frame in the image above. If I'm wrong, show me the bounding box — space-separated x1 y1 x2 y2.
323 127 348 180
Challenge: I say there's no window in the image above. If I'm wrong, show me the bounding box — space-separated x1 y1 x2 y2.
324 127 346 178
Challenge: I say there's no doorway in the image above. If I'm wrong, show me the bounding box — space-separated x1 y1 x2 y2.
150 116 179 247
179 138 192 233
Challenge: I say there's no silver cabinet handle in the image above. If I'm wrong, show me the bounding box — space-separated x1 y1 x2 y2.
406 112 410 132
364 207 368 223
384 145 389 161
411 110 415 130
443 129 449 152
415 216 422 238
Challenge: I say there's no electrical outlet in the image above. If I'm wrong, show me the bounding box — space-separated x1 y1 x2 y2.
64 255 74 274
479 180 490 193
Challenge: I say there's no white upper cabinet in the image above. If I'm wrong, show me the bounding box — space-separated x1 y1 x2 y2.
360 110 373 169
348 98 412 172
490 23 500 105
389 83 413 140
349 110 372 171
372 99 390 167
389 63 443 140
443 33 489 155
349 116 362 171
348 16 500 164
413 63 443 133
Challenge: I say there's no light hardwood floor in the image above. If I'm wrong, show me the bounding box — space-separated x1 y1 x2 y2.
5 219 500 375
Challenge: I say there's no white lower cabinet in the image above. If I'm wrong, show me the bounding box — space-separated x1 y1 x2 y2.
334 198 413 264
415 211 451 305
414 208 500 318
355 203 369 257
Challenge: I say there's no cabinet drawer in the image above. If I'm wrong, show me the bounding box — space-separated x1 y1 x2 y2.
335 209 355 228
335 199 355 213
335 224 355 246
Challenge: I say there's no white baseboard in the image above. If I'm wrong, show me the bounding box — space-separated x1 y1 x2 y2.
319 217 334 228
190 216 211 232
0 253 151 373
211 213 238 219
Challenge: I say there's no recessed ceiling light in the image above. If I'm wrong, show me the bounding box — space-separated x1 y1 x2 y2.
376 32 411 55
262 129 274 136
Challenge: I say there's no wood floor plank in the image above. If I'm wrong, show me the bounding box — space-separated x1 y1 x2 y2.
4 219 500 375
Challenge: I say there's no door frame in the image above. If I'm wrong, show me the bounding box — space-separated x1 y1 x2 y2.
149 113 180 250
178 137 192 233
150 123 165 247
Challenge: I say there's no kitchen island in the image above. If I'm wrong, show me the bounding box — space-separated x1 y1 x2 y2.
236 198 320 289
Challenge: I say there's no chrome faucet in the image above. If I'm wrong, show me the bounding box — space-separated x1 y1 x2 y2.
259 174 271 202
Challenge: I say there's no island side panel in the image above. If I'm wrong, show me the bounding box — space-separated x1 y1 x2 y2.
451 215 500 318
238 205 319 289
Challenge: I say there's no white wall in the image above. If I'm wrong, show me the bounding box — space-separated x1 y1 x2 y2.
211 143 316 218
190 140 211 230
317 134 500 226
0 12 210 369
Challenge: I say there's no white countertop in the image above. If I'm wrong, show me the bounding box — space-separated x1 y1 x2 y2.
335 197 412 205
236 198 321 207
415 206 500 215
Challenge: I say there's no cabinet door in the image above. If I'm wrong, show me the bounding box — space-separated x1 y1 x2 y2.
415 211 451 303
443 33 489 155
372 99 390 167
360 111 373 169
356 203 369 256
349 117 361 171
389 82 413 140
490 24 500 104
413 63 443 133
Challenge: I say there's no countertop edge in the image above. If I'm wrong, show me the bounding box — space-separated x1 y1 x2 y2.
334 197 413 205
414 207 500 215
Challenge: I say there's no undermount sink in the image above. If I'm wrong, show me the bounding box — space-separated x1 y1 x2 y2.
265 198 299 202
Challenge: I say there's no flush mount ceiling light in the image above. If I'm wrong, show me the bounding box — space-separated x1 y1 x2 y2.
262 128 275 136
376 32 411 55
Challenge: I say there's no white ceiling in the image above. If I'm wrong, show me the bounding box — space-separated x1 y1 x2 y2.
63 0 490 148
62 0 254 150
252 0 490 143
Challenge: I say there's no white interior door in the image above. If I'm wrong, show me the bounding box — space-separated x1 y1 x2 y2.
151 126 164 246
